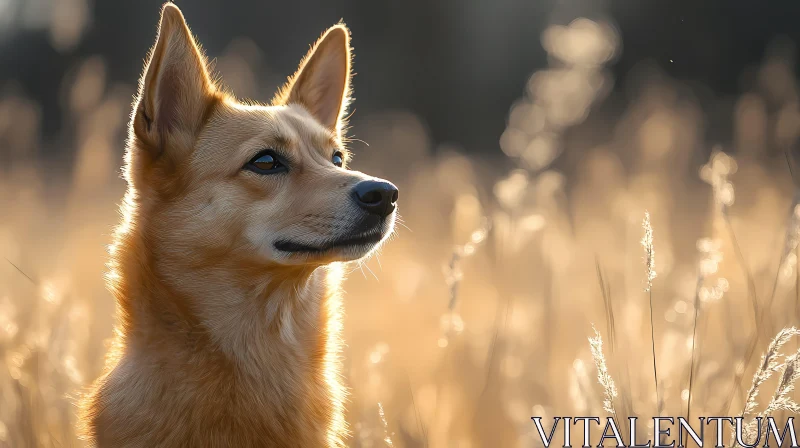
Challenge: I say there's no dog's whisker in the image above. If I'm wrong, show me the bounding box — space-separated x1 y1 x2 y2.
357 261 371 280
360 258 379 281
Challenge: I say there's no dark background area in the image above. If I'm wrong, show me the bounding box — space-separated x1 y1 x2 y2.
1 0 799 156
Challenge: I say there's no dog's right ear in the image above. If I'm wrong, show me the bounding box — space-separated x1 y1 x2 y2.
132 4 217 158
273 25 352 137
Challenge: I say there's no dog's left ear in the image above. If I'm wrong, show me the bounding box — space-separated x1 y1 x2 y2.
274 25 352 135
133 4 217 157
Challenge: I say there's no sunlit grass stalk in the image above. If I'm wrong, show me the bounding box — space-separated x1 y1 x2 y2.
594 261 633 436
730 327 800 447
407 378 428 448
719 207 760 412
377 402 394 447
595 261 615 354
744 328 799 418
445 219 490 312
758 350 800 424
686 274 703 420
761 190 800 335
641 212 661 416
589 327 618 417
741 350 800 444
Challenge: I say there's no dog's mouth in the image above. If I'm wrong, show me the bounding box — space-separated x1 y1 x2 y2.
274 230 384 255
273 212 394 259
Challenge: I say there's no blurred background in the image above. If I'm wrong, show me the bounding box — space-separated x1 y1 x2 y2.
3 0 800 446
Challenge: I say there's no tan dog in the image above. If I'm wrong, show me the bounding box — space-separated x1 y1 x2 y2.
78 4 397 447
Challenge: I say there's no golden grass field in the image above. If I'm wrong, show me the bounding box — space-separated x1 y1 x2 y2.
2 16 800 448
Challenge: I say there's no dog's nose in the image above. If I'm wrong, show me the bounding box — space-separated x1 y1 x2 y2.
352 180 399 217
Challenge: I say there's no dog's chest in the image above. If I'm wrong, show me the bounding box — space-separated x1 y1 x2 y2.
103 366 331 447
204 370 332 445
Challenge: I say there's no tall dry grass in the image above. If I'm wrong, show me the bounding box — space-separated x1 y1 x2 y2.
2 14 800 448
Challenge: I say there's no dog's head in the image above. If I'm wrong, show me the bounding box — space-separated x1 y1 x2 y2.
124 4 397 271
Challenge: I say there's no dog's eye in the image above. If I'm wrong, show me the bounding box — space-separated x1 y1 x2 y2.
332 151 344 168
245 150 286 174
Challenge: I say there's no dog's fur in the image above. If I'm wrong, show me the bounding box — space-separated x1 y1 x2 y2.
78 4 396 447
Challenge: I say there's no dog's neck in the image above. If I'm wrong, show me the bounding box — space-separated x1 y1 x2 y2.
111 217 344 378
102 215 347 445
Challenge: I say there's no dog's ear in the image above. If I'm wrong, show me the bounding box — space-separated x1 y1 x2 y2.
274 25 352 135
133 3 217 157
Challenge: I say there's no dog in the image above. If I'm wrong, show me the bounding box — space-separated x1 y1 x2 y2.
78 4 397 447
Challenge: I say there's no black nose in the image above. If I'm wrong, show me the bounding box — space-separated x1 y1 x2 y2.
352 180 399 217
